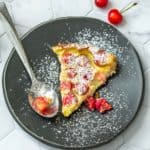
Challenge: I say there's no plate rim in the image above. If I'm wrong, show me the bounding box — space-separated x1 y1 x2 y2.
2 16 144 149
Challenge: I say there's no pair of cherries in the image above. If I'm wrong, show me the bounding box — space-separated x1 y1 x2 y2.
95 0 138 25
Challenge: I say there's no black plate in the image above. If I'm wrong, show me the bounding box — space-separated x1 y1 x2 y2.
3 17 143 149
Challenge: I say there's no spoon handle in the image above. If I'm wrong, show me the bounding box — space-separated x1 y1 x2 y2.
0 12 36 82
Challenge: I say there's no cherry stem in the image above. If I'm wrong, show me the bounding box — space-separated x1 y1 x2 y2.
120 2 138 14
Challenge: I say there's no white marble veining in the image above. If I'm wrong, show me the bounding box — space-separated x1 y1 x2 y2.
52 0 92 18
143 40 150 70
14 24 30 37
10 0 53 28
122 106 150 149
119 144 142 150
0 0 150 150
0 21 5 37
0 129 40 150
0 106 15 140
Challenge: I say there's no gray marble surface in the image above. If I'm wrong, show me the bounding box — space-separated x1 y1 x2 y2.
0 0 150 150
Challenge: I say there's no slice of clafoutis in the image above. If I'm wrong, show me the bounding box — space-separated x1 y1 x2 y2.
52 43 117 117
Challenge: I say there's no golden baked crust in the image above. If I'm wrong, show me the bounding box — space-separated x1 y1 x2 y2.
52 43 117 117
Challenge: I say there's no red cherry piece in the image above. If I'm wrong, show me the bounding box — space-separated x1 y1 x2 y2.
95 72 107 83
75 83 89 95
108 9 123 25
67 68 77 78
32 97 50 114
60 81 72 91
94 50 107 66
95 98 112 113
86 96 96 111
95 0 108 8
76 55 89 67
61 53 73 64
41 106 56 115
62 93 77 105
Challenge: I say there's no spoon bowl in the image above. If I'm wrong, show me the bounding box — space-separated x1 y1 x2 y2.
28 80 59 118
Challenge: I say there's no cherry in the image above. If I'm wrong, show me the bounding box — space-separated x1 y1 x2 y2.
94 50 108 66
75 83 89 95
108 2 138 25
95 98 112 113
67 68 77 78
85 97 112 113
108 9 123 25
95 0 108 8
62 93 77 105
61 53 73 64
95 72 106 84
60 81 72 91
86 96 96 111
32 97 51 114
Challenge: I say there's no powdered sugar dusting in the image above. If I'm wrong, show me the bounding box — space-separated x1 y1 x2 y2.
17 27 139 148
32 56 59 90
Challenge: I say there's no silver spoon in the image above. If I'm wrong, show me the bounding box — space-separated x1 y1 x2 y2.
0 12 59 118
